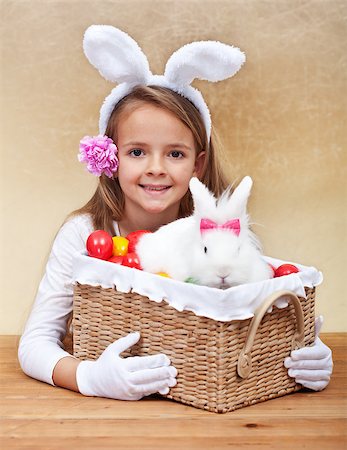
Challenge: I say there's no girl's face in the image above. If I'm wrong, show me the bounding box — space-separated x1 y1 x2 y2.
116 103 205 227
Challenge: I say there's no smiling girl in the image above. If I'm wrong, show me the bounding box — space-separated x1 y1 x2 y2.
18 26 332 401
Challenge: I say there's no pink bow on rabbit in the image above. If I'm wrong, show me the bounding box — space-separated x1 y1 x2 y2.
200 218 241 236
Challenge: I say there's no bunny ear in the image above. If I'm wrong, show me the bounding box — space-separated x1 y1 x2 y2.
189 177 216 216
227 176 253 215
164 41 245 88
83 25 152 84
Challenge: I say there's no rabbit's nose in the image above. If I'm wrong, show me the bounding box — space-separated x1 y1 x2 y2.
218 274 231 289
218 274 230 283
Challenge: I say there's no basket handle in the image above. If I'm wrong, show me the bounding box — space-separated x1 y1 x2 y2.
237 290 305 379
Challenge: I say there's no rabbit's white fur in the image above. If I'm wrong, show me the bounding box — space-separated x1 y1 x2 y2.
137 176 272 288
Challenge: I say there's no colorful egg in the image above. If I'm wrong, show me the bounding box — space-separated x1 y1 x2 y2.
274 264 299 277
86 230 113 260
112 236 129 256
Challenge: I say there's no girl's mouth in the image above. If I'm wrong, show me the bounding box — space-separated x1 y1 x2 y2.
140 184 171 193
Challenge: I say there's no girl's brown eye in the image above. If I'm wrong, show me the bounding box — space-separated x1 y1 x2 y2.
130 149 143 157
170 150 184 158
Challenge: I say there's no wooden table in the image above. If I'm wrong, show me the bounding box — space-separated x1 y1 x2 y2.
1 334 346 449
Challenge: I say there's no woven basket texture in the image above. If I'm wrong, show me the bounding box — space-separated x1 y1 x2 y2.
73 284 315 413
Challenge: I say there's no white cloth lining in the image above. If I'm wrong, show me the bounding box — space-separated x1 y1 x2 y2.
73 254 322 322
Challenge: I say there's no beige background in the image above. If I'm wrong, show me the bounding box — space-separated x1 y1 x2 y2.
1 0 346 333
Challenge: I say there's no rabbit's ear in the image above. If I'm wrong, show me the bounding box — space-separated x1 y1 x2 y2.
83 25 152 84
164 41 245 88
189 177 216 215
228 176 253 216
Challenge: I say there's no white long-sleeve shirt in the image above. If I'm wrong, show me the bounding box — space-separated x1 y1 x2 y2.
18 214 119 385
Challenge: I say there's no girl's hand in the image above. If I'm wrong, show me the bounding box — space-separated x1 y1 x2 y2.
76 332 177 400
284 316 333 391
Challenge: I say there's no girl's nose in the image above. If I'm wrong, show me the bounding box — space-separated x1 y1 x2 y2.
146 155 166 176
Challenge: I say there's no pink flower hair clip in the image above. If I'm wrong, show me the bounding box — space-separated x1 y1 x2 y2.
78 135 119 178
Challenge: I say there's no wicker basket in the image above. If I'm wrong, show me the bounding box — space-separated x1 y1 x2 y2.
72 281 315 413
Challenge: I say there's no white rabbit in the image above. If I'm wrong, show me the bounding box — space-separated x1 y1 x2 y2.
136 176 273 289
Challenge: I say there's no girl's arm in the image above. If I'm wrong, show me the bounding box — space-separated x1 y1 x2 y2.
18 215 91 386
52 357 80 392
19 215 177 399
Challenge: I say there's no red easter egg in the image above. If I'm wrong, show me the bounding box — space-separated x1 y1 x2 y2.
126 230 152 253
274 263 299 277
86 230 113 260
122 252 142 270
108 255 124 264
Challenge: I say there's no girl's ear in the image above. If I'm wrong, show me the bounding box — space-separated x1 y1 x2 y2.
193 151 206 178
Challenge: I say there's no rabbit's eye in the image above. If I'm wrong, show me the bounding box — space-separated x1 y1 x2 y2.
204 246 208 254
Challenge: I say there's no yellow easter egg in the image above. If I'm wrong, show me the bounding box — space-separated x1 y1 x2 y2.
112 236 129 256
156 272 171 278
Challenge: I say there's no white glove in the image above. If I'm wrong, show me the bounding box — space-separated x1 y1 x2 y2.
76 331 177 400
284 315 333 391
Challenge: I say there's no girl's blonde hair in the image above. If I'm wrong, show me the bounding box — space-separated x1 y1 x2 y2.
71 85 229 234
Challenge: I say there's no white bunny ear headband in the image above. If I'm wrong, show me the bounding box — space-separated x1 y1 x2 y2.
78 25 245 178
